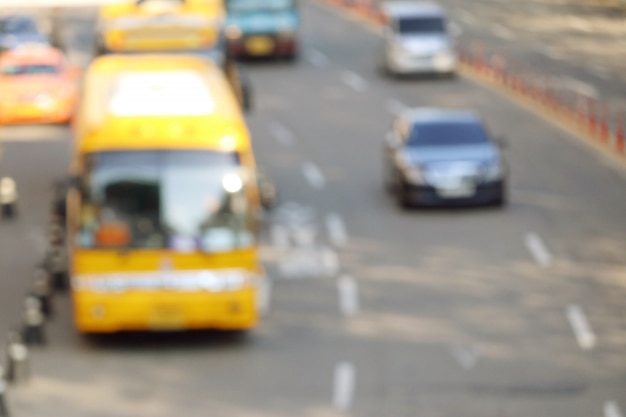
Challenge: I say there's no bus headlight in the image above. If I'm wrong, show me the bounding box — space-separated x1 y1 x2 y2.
222 173 243 194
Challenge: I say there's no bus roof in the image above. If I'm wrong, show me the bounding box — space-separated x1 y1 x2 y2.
76 53 249 154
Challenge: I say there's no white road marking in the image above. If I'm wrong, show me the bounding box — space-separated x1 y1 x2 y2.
338 275 359 316
385 98 407 115
258 279 272 316
451 346 479 370
270 224 290 249
306 49 330 68
268 121 295 146
333 362 356 411
292 224 318 248
566 304 597 350
302 162 326 189
492 24 514 40
320 245 340 276
524 232 552 268
326 213 348 248
276 201 316 226
341 70 368 92
561 76 599 98
605 401 624 417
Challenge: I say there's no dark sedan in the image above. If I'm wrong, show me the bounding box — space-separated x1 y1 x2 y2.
383 108 508 208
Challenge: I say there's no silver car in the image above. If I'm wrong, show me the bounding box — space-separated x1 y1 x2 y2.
383 108 508 208
379 2 459 78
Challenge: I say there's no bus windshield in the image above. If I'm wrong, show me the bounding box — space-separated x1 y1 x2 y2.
77 150 256 252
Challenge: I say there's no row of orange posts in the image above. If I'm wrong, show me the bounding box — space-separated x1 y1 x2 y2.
459 42 626 157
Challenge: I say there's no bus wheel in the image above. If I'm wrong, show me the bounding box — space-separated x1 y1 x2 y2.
1 202 16 220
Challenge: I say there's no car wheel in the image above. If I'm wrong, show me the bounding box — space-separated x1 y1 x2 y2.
284 49 298 62
1 202 17 219
493 184 508 208
396 181 413 209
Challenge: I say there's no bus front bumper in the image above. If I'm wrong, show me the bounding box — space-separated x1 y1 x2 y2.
73 288 259 333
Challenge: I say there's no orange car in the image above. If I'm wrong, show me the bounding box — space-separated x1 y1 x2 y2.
0 45 81 125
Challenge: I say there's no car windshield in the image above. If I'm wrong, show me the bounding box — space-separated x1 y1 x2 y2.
1 64 58 75
226 0 294 13
77 150 257 252
408 121 490 147
0 17 38 34
397 16 446 34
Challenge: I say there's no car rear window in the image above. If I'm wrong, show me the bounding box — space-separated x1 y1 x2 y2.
397 16 446 34
408 121 490 147
1 64 57 75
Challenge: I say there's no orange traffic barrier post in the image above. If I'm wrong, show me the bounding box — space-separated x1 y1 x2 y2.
599 103 610 144
615 112 625 154
587 97 597 137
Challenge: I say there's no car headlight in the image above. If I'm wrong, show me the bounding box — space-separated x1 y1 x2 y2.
395 152 426 184
481 159 504 181
404 166 426 184
0 177 17 204
225 24 242 40
391 43 408 56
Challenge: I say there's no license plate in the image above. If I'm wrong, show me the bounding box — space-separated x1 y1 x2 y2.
149 306 185 330
245 36 274 55
125 31 198 43
435 182 475 198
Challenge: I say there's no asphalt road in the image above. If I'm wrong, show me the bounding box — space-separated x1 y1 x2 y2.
1 2 626 416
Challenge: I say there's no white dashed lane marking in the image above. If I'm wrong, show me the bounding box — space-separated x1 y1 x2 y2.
341 70 368 92
302 162 326 189
451 346 479 370
566 304 597 350
524 232 552 268
306 49 330 68
268 121 295 146
338 275 359 316
605 401 624 417
325 213 348 248
333 362 356 411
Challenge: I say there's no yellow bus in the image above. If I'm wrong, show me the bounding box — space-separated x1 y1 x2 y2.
67 53 264 333
94 0 252 110
96 0 225 55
